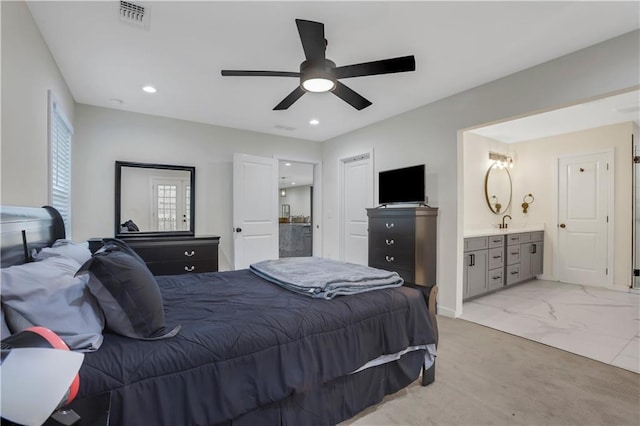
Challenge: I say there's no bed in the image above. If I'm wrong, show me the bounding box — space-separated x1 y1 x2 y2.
0 205 438 426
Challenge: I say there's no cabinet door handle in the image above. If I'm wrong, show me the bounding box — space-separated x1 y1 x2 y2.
385 239 395 246
469 253 475 267
531 244 536 254
385 255 395 262
184 265 195 272
385 222 394 229
184 250 195 257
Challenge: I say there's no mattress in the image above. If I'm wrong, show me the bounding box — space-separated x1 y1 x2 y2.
77 269 436 425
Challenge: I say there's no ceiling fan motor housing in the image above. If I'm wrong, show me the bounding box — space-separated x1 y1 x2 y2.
300 59 336 92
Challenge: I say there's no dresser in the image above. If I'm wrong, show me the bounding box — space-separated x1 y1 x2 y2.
367 207 438 286
89 236 220 276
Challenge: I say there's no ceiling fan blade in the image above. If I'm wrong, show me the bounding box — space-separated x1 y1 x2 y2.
221 70 300 77
274 86 306 110
334 55 416 79
295 19 326 61
332 81 372 110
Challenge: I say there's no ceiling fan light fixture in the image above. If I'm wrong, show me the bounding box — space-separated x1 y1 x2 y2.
300 59 336 93
302 77 335 93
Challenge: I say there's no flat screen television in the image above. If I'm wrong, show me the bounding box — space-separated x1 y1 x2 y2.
378 164 425 205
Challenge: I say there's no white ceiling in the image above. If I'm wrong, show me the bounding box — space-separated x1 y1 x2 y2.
469 89 640 143
279 160 314 188
27 1 640 142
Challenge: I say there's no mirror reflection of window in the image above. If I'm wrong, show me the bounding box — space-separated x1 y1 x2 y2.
153 179 190 231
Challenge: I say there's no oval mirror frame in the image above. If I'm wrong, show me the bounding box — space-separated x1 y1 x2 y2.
484 162 512 214
115 161 196 238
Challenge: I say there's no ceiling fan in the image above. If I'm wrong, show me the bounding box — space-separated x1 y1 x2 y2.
221 19 416 111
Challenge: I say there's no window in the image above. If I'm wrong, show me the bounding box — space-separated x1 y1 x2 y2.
48 92 74 235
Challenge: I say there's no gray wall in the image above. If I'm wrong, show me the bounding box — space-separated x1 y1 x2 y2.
1 1 76 207
73 105 321 271
322 30 640 317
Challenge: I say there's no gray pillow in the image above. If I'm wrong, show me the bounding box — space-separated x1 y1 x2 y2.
77 241 179 340
0 256 105 351
33 239 92 265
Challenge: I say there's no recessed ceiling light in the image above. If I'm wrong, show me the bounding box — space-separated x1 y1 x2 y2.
309 119 319 125
291 182 296 185
285 163 291 166
142 85 157 93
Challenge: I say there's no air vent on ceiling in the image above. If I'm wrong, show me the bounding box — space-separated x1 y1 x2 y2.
274 124 296 131
118 1 151 31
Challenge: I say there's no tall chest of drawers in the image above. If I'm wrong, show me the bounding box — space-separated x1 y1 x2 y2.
367 207 438 286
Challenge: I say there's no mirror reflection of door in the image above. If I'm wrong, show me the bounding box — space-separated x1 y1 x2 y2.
151 178 190 231
279 161 314 258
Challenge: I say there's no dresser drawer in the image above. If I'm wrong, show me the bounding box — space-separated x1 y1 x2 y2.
133 242 217 262
464 237 488 252
488 268 504 290
369 232 414 254
488 235 504 248
488 247 504 270
369 247 414 271
369 217 415 237
369 263 414 284
506 234 521 246
146 259 218 276
506 264 520 285
506 245 520 265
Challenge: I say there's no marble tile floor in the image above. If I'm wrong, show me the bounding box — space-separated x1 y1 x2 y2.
461 279 639 373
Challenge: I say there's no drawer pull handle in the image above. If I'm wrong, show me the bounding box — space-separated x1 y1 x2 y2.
510 271 518 275
385 239 395 246
492 276 501 280
492 255 501 259
511 252 518 256
184 250 195 257
385 255 395 262
185 266 195 272
385 223 394 229
492 239 501 243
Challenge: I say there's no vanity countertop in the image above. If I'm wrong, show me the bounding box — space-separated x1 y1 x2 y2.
464 226 545 238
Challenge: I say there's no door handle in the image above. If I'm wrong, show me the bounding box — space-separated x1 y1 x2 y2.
235 227 242 233
559 223 566 228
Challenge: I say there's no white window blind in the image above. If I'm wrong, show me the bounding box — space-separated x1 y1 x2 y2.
49 93 74 236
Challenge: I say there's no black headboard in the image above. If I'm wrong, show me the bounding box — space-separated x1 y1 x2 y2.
0 206 65 268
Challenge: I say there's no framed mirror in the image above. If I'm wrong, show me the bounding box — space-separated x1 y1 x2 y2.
115 161 195 238
484 162 512 214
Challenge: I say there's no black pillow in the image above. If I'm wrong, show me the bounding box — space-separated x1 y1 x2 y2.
77 240 179 340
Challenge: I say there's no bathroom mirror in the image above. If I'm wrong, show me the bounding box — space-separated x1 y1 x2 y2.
484 162 512 214
115 161 195 238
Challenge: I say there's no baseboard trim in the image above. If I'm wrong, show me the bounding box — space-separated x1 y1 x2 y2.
437 305 457 318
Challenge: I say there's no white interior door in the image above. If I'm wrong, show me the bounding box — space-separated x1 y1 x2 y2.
557 152 611 286
341 153 372 265
233 153 278 270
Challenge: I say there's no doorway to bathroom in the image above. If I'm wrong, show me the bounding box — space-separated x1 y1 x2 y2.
278 160 314 258
460 89 639 373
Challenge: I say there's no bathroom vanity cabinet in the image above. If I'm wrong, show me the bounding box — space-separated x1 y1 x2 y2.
463 230 543 301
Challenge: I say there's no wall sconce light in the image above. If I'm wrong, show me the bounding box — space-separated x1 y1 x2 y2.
280 188 286 197
489 152 514 169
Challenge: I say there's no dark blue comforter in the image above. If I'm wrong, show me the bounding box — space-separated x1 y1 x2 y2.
78 269 436 425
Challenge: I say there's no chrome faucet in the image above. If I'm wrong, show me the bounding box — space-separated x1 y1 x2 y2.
500 214 512 229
